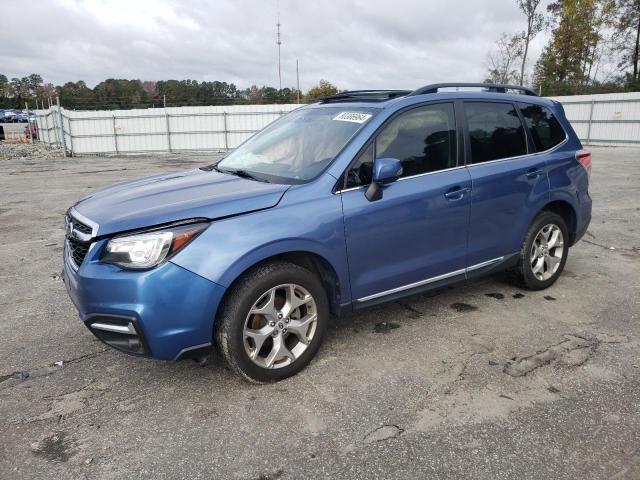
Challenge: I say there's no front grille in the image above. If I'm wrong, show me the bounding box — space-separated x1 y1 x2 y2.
66 212 92 235
65 211 96 268
71 218 92 235
67 236 90 267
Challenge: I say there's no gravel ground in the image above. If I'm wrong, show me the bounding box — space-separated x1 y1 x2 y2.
0 141 65 161
0 147 638 479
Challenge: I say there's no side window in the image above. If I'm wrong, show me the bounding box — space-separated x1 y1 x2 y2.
464 102 527 164
519 103 566 151
344 103 456 188
345 143 374 188
375 103 457 179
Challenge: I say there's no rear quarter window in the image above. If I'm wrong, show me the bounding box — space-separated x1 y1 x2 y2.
518 104 566 151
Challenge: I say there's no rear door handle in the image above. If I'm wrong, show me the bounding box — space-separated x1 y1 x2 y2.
526 168 544 179
444 186 469 200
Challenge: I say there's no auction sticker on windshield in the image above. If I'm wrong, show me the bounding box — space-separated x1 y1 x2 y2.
333 112 373 123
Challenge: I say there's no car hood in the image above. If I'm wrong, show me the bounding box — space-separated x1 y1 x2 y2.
73 168 290 236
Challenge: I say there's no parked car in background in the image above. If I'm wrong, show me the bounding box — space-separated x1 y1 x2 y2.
62 82 592 382
3 110 17 123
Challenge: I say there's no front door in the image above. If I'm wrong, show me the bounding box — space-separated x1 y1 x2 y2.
339 102 471 304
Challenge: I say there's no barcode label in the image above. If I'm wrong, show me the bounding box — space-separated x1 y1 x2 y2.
333 112 373 124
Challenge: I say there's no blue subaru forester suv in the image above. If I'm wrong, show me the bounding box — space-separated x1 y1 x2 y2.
63 83 592 382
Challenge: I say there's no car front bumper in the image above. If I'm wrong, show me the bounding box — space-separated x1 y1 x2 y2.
62 239 226 360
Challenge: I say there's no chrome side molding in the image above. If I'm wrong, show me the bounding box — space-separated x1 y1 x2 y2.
356 256 505 303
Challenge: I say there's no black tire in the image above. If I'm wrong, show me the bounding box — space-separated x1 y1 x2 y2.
215 261 329 383
509 211 569 290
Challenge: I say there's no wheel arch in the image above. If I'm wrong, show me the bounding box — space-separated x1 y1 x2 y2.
541 199 578 245
219 249 345 318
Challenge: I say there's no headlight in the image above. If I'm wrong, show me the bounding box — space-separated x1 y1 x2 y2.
101 223 208 269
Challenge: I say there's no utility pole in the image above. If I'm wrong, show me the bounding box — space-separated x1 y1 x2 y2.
296 59 300 104
276 19 282 90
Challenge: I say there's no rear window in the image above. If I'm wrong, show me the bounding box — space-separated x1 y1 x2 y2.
519 104 566 151
464 102 527 163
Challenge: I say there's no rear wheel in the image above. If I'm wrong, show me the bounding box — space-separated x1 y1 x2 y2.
509 211 568 290
215 261 329 383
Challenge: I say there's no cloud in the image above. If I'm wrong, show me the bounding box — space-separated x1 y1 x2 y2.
0 0 549 92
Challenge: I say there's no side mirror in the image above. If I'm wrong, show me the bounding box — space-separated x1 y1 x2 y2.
365 158 403 201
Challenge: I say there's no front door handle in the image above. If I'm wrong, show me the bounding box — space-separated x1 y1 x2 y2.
444 186 469 200
526 168 544 179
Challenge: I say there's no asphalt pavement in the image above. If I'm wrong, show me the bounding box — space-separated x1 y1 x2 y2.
0 147 638 479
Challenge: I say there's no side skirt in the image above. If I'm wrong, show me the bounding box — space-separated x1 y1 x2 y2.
350 253 519 311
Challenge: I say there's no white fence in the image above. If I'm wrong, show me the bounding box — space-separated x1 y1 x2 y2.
551 92 640 147
34 92 640 156
35 104 301 156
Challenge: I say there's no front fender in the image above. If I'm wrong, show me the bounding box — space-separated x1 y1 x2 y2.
170 185 351 305
216 237 345 292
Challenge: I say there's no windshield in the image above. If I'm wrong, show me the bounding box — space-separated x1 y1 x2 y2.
216 106 378 183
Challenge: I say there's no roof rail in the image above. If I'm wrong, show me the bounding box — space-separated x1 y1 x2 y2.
319 90 411 103
409 83 538 97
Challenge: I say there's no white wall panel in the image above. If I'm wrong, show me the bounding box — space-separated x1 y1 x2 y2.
35 104 300 155
35 95 638 154
550 92 640 146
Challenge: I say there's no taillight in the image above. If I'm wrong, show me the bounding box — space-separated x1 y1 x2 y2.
576 150 591 178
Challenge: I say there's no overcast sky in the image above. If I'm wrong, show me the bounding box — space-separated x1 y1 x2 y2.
1 0 550 91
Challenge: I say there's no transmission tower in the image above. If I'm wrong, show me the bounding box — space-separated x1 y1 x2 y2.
276 14 282 90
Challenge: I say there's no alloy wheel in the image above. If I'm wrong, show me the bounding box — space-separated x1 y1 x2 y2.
242 284 318 369
530 223 564 281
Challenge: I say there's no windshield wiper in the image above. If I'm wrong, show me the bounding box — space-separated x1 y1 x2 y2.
215 166 268 183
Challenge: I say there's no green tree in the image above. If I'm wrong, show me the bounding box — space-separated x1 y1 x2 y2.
0 73 325 109
534 0 616 95
305 80 338 102
243 85 263 104
28 74 43 96
0 73 47 108
156 79 202 106
92 79 149 109
11 77 30 101
57 81 95 109
197 80 240 105
0 74 9 100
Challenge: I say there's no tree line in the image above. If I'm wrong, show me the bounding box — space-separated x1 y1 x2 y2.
486 0 640 95
0 74 339 110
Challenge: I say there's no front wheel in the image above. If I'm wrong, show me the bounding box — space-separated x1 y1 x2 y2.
509 211 569 290
215 261 329 383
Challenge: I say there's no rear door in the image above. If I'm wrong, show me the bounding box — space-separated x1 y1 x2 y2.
340 102 472 304
463 101 549 269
